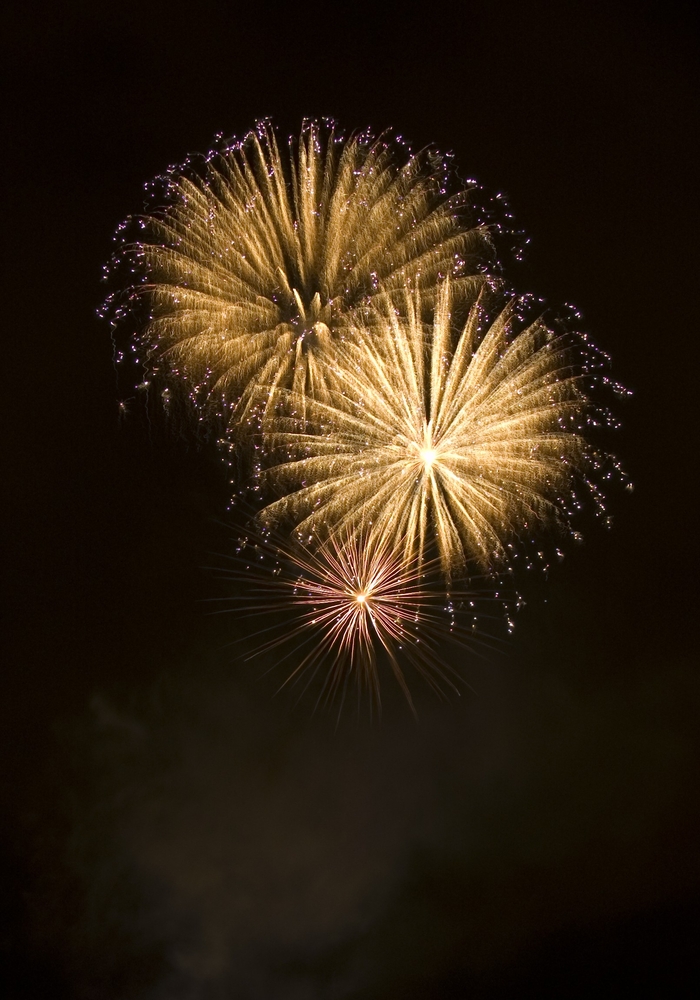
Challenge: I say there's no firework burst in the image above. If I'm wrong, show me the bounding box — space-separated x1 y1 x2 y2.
258 282 609 576
106 119 493 429
214 530 489 716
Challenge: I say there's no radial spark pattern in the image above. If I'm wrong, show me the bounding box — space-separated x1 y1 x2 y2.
231 531 470 714
259 283 601 576
108 120 493 426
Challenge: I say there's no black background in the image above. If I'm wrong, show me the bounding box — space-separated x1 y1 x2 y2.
3 2 699 997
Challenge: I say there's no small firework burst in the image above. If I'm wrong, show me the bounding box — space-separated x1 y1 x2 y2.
213 529 491 717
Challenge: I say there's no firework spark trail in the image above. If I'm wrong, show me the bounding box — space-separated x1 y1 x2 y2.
257 282 606 577
108 120 494 428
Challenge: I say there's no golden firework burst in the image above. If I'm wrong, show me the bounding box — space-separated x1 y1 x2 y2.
111 120 493 427
258 281 596 576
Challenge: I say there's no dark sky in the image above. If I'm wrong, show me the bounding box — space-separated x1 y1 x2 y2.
3 2 699 997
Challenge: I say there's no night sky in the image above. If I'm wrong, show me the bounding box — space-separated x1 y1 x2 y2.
3 2 699 997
